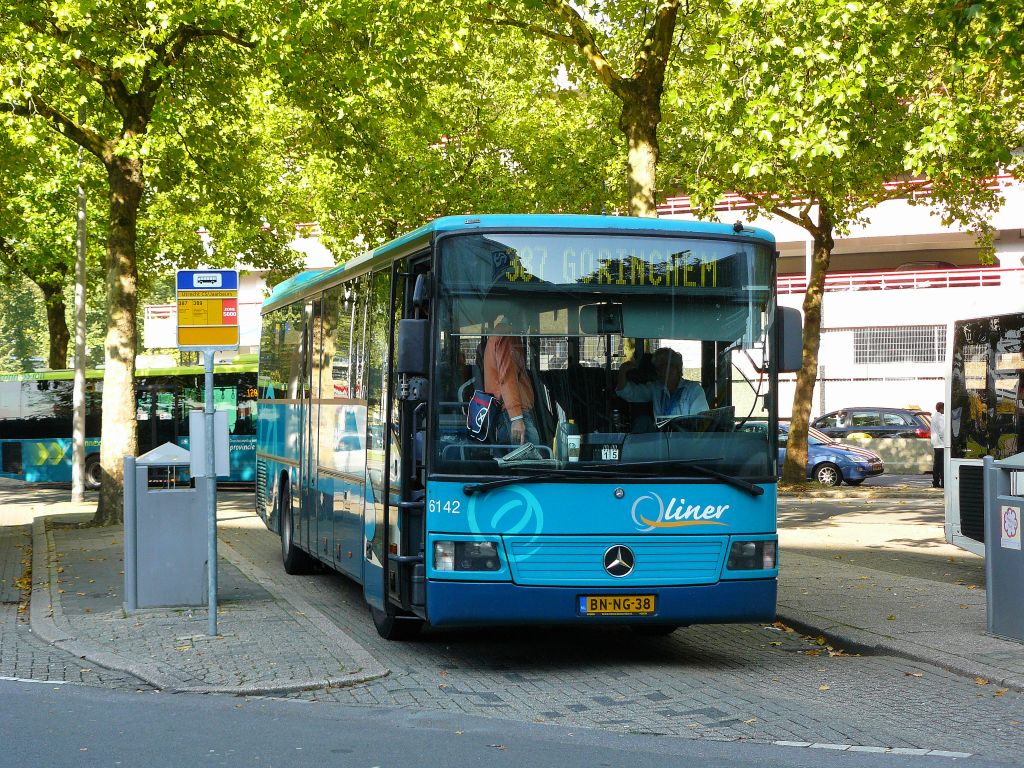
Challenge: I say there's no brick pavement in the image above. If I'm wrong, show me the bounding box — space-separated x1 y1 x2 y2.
29 516 384 694
220 510 1024 761
0 524 144 688
4 488 1024 760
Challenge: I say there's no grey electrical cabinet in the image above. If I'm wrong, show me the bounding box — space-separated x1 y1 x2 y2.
983 452 1024 643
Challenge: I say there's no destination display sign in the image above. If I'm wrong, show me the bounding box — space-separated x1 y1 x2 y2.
176 270 240 350
444 233 766 291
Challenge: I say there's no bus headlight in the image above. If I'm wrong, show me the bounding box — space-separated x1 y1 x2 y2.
727 540 777 570
433 541 501 572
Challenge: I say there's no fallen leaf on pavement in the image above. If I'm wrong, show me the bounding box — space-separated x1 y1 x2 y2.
819 684 830 691
905 672 924 678
975 677 990 686
886 615 896 621
995 689 1008 697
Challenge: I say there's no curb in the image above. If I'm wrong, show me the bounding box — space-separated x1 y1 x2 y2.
29 516 388 695
775 607 1024 694
778 490 941 501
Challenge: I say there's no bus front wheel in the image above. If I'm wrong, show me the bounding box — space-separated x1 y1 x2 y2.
630 624 680 637
370 604 423 641
84 455 102 490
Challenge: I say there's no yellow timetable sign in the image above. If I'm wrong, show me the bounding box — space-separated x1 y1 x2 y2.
177 297 237 326
178 326 240 347
176 269 240 350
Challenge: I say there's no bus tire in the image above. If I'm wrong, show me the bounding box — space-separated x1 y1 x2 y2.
813 462 842 487
84 455 102 490
630 624 679 637
370 604 423 641
279 487 313 575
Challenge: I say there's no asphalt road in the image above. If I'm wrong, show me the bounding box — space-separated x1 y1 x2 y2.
1 478 1020 763
0 678 1013 768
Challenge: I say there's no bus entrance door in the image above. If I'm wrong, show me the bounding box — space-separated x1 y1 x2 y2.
298 299 320 559
389 266 430 616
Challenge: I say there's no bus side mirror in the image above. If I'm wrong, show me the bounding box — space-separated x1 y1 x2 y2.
777 306 803 373
412 273 431 315
397 319 429 377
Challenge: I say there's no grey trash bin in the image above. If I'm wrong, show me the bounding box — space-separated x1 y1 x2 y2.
124 442 209 609
983 452 1024 643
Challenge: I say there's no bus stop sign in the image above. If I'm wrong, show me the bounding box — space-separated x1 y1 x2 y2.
176 270 240 350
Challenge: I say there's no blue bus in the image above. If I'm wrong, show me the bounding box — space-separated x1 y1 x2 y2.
256 214 802 639
0 362 259 487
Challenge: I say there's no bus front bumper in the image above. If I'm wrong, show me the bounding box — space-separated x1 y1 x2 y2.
425 578 776 628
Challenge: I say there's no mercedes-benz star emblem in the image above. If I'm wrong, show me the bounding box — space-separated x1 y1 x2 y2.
603 545 635 577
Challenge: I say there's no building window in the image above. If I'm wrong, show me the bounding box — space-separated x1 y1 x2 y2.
853 326 946 364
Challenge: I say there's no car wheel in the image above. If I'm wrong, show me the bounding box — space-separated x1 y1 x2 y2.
813 462 842 487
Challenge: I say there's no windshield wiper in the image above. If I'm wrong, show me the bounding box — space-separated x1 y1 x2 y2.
463 466 655 496
613 460 764 497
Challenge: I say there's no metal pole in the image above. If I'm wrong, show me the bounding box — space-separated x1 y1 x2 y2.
123 456 137 611
71 100 88 503
205 351 218 635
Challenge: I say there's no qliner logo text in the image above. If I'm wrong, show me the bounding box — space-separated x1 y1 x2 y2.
631 492 729 531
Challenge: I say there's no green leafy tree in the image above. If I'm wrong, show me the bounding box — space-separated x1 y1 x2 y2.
685 0 1018 483
467 0 727 217
0 125 104 368
0 269 47 372
0 2 293 523
274 2 619 252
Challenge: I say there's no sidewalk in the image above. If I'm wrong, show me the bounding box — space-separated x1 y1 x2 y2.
776 484 1024 692
16 483 1024 695
28 508 386 694
776 549 1024 691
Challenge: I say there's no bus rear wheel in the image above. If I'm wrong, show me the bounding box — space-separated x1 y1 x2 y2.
279 487 314 575
370 604 423 641
84 455 102 490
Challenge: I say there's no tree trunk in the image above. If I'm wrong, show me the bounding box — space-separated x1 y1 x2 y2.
93 156 143 525
781 206 834 484
619 96 661 218
38 281 70 369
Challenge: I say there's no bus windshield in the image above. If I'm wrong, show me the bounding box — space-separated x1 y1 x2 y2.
432 231 776 480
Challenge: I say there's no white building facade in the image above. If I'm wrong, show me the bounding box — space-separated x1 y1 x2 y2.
661 176 1024 418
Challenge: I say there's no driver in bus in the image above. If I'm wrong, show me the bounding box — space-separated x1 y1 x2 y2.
616 347 709 423
483 313 541 446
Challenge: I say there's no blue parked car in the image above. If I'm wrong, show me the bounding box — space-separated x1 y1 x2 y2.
739 422 885 486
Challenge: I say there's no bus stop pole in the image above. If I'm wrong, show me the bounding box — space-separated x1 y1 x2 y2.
205 351 218 636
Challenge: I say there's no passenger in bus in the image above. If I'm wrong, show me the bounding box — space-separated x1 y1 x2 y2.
616 347 709 423
483 314 541 445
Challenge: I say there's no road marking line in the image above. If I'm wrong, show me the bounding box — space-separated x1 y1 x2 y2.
0 676 68 684
774 742 972 758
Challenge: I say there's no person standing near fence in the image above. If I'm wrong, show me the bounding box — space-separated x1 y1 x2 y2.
932 401 946 488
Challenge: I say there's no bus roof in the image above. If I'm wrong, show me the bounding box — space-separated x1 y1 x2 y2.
0 362 257 383
264 214 776 314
